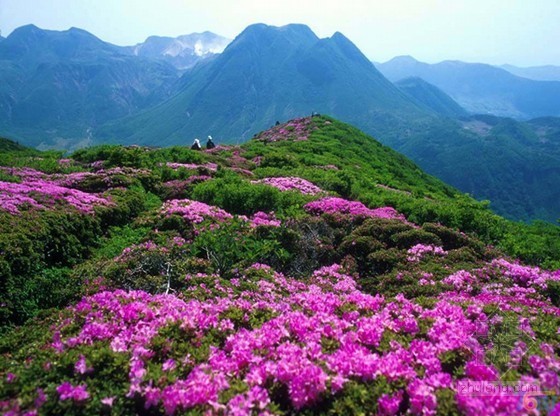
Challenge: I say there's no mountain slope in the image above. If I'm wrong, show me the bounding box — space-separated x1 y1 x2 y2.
0 25 180 149
0 136 36 153
377 55 560 119
392 114 560 222
394 76 468 117
96 23 428 145
2 115 560 415
127 31 230 70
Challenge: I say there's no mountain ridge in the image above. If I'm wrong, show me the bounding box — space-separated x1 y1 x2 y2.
0 24 180 149
501 63 560 82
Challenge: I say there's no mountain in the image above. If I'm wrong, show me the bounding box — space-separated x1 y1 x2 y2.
126 32 231 70
501 64 560 82
0 25 180 149
2 115 560 416
376 55 560 119
394 76 468 118
97 23 427 145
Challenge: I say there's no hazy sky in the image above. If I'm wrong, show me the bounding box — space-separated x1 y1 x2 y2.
1 0 559 66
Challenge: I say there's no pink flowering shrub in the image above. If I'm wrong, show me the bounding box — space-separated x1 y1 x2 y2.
52 167 152 191
255 117 317 143
304 196 407 221
490 258 560 289
57 382 90 402
407 244 447 263
0 170 112 214
166 162 218 172
252 177 322 195
161 199 233 224
161 199 281 231
6 259 560 415
246 211 281 228
1 264 520 415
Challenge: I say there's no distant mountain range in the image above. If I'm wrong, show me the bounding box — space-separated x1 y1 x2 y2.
0 24 560 223
126 32 231 70
501 64 560 82
376 55 560 119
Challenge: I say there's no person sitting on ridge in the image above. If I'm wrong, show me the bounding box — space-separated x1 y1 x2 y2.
206 135 216 149
191 138 201 150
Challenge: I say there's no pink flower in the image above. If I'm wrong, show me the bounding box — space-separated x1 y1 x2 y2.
304 197 407 221
56 382 90 401
252 177 322 195
162 359 176 372
74 355 90 374
101 396 115 407
161 199 233 224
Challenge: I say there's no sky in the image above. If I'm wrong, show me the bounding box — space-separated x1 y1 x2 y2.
1 0 559 66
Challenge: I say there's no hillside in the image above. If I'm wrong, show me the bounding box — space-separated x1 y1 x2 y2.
376 55 560 119
0 137 35 153
390 114 560 223
1 117 560 415
92 24 560 224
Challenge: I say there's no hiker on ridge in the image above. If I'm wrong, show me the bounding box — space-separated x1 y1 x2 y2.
191 138 201 150
206 135 216 150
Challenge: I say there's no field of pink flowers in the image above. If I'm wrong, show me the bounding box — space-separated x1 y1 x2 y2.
2 117 560 415
3 186 560 415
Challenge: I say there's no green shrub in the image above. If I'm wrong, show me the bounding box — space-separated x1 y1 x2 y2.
191 176 279 215
390 229 442 249
192 219 289 278
367 248 406 275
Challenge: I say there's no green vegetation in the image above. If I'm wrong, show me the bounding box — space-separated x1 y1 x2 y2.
0 115 559 328
1 116 560 415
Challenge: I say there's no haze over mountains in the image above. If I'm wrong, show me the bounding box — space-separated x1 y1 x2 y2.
393 77 468 118
0 23 559 223
500 64 560 82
